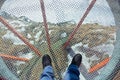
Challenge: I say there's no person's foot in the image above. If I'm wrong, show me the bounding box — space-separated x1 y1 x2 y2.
0 77 6 80
71 54 82 67
42 54 52 69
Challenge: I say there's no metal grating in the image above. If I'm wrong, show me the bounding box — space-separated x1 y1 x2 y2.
0 0 118 80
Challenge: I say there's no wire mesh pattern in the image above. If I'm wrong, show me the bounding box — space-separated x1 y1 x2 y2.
0 0 119 80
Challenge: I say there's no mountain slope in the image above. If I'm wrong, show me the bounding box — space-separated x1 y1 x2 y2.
0 11 116 80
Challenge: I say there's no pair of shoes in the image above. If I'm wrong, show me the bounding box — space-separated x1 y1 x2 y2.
42 54 82 68
42 54 52 69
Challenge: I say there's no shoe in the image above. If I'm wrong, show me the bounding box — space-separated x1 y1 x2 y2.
0 77 6 80
71 54 82 67
42 54 52 69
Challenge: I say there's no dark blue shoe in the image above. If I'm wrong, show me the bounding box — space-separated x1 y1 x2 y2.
71 54 82 67
42 54 52 69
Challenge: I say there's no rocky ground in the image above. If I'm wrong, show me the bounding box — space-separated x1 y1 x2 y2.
0 11 116 79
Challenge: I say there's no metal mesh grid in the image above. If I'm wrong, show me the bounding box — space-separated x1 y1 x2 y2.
0 0 119 80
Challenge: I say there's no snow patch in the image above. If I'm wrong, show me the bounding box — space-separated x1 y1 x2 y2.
14 61 25 66
17 70 21 74
19 52 34 59
27 33 32 38
39 40 46 45
49 30 54 34
67 54 72 65
14 52 34 66
10 20 26 27
16 27 25 32
83 44 89 48
0 23 7 29
34 31 42 41
2 31 25 45
81 52 90 70
61 32 67 38
95 29 104 32
93 44 114 56
71 42 83 50
30 40 34 44
110 32 116 41
80 74 86 80
90 55 100 61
